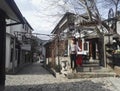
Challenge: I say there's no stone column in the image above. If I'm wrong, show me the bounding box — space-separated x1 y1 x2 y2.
0 9 6 90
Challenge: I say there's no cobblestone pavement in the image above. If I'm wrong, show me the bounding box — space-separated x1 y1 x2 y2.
5 62 120 91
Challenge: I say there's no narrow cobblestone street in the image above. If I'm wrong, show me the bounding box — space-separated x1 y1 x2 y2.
5 62 120 91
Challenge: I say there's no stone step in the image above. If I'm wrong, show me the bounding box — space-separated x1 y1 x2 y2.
76 66 101 72
82 60 99 64
76 63 100 72
81 63 99 67
67 71 116 79
67 67 116 79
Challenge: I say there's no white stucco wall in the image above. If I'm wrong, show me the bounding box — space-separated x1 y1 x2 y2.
6 19 11 34
10 24 23 35
117 21 120 35
6 34 12 70
104 35 113 44
5 19 33 72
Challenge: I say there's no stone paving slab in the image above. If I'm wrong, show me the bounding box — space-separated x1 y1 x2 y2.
5 78 120 91
109 78 120 91
67 72 116 79
25 80 117 91
5 62 120 91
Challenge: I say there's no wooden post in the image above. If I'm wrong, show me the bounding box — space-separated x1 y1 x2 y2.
57 36 60 72
89 41 93 62
12 37 16 73
103 36 107 67
0 9 6 90
92 40 96 59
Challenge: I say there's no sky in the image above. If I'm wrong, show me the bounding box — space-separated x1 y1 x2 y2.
14 0 115 40
14 0 62 40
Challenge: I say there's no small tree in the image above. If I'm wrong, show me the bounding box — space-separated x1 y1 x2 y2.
30 36 39 62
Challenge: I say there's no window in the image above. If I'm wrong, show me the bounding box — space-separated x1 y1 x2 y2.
84 42 88 50
10 48 13 62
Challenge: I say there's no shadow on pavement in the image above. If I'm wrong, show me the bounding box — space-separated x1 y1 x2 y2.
5 80 113 91
16 63 51 75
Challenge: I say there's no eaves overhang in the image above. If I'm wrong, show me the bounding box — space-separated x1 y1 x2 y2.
0 0 24 23
23 17 33 30
51 12 74 34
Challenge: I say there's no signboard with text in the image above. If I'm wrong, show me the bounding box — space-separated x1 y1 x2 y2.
21 44 31 51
